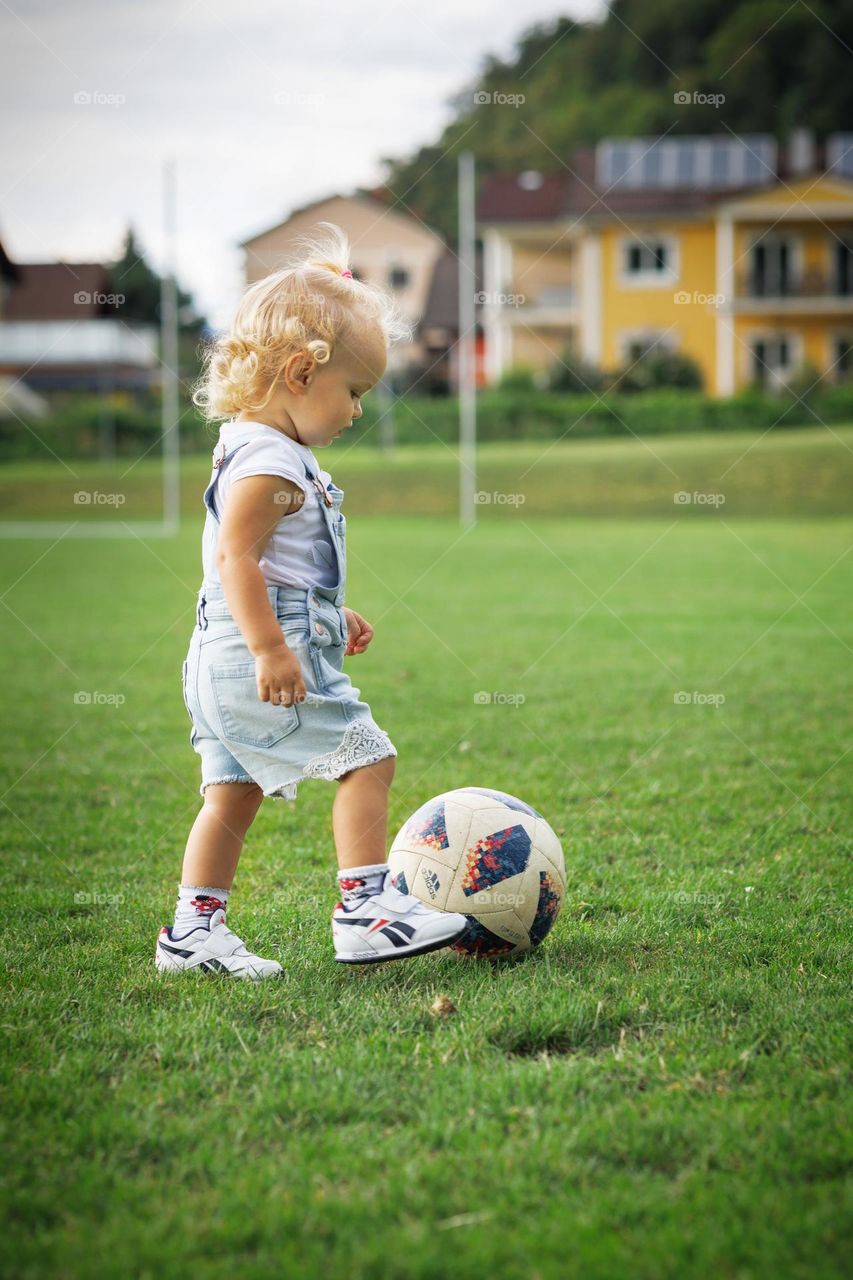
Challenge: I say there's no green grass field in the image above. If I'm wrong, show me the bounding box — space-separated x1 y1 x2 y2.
1 429 851 1279
2 424 853 520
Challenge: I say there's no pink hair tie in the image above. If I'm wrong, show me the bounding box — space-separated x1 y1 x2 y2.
341 269 353 279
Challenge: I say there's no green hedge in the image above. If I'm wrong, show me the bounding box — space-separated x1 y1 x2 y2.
2 386 853 461
366 387 853 445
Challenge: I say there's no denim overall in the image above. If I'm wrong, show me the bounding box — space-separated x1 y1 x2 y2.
180 429 395 799
196 428 347 624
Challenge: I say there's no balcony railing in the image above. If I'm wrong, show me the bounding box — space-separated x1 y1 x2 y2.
512 285 576 310
737 271 853 299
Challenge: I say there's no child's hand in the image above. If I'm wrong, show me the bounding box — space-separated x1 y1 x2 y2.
343 608 374 656
254 643 307 707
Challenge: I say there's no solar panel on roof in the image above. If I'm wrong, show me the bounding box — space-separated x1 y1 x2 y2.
595 136 777 190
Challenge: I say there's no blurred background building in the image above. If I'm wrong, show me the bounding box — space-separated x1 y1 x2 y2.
479 129 853 394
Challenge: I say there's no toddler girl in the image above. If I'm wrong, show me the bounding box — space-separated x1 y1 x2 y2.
156 222 468 978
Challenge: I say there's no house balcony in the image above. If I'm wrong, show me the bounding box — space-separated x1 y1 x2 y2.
499 284 578 327
733 271 853 313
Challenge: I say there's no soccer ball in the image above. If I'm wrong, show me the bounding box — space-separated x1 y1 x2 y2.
388 787 565 958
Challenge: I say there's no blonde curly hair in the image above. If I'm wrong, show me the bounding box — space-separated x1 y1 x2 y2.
192 220 412 422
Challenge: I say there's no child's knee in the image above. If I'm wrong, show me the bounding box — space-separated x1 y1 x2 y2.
203 780 264 819
338 753 396 785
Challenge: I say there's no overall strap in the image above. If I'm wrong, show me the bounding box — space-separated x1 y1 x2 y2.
203 434 316 523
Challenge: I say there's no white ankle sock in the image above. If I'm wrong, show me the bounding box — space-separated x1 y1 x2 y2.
337 862 389 904
173 884 229 937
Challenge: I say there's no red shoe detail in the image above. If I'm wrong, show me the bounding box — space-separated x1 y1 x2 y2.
367 917 390 934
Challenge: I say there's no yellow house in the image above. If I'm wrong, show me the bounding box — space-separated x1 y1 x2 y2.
478 132 853 395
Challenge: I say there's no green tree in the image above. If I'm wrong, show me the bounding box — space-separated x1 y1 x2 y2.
381 0 853 247
106 226 206 334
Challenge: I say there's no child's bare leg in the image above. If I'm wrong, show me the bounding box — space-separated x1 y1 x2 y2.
330 754 468 962
332 756 395 869
158 780 282 979
181 781 264 889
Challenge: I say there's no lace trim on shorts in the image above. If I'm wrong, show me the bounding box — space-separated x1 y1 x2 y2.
302 719 397 781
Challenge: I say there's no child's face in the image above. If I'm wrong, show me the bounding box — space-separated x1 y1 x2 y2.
285 328 387 449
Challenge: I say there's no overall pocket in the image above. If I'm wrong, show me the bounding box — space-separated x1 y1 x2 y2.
308 596 346 653
277 604 310 648
209 661 300 749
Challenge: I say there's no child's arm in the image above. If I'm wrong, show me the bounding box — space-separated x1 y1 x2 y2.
216 474 307 706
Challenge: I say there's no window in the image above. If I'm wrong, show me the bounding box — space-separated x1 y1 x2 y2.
836 241 853 297
619 235 678 286
749 237 797 297
388 266 409 289
834 336 853 381
627 337 660 363
618 329 677 364
749 335 796 388
826 134 853 179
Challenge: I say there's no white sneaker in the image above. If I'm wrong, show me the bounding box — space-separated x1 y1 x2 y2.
332 871 469 964
155 908 283 980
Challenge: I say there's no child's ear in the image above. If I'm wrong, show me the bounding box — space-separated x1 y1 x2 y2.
282 350 315 394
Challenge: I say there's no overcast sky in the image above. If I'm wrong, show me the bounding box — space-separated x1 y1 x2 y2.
1 0 604 328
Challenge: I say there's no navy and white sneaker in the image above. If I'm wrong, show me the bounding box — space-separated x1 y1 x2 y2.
332 870 469 964
155 907 283 980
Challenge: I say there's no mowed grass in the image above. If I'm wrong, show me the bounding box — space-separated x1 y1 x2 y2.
1 424 853 520
0 433 851 1279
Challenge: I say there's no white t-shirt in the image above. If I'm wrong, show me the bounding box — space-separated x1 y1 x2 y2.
207 420 338 590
